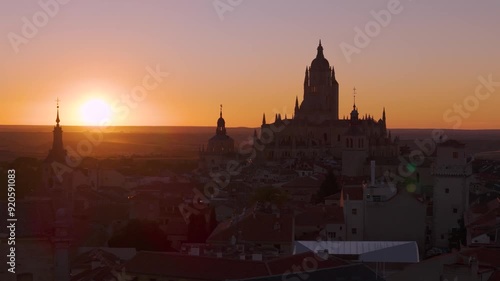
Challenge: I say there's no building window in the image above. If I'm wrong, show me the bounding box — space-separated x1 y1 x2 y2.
453 151 458 158
351 228 357 234
351 208 357 215
453 208 458 214
445 188 449 194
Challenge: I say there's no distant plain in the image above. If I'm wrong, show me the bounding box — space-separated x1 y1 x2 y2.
0 126 499 162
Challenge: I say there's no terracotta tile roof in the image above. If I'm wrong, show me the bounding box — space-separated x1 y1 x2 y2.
461 247 500 267
466 197 500 227
125 251 270 280
207 211 294 244
342 186 364 201
489 270 500 281
72 248 122 268
124 250 353 280
439 139 465 147
282 175 323 189
325 192 341 200
340 175 369 186
295 205 344 226
71 267 117 281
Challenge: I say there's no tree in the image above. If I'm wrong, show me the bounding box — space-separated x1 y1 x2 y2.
250 186 289 206
315 170 339 203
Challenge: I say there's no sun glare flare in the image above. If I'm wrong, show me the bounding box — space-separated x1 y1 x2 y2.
80 99 112 126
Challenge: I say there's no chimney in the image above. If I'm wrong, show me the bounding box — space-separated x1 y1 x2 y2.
370 160 375 186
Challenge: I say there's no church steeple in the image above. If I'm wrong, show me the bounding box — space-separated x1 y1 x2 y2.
43 97 68 189
56 98 60 125
48 98 65 160
382 107 386 123
294 96 299 114
262 113 266 125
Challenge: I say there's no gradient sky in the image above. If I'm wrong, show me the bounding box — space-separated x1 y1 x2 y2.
1 0 499 129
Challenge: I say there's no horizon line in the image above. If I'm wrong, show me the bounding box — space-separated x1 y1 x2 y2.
1 124 500 131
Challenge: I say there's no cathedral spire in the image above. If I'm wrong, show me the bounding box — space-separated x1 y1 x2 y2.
304 67 309 86
316 39 324 59
262 113 266 125
382 107 386 123
295 96 299 113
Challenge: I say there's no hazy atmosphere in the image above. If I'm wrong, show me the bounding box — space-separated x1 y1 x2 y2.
1 0 499 128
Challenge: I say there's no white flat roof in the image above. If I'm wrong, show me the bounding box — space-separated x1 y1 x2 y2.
294 240 419 263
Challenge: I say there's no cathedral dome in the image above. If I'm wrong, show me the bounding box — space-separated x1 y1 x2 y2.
310 41 330 72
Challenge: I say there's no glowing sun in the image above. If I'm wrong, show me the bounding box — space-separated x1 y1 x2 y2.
80 99 111 126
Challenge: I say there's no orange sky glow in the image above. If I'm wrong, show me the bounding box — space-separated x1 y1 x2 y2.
1 1 499 129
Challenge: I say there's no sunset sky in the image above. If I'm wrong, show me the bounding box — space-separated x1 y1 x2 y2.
1 0 499 129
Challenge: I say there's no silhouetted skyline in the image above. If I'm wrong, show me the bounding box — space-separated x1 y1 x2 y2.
1 1 499 128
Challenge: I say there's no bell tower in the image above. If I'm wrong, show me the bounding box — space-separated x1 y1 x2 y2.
42 98 68 189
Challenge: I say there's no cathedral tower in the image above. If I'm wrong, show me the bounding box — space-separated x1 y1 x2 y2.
341 88 368 176
297 40 339 122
